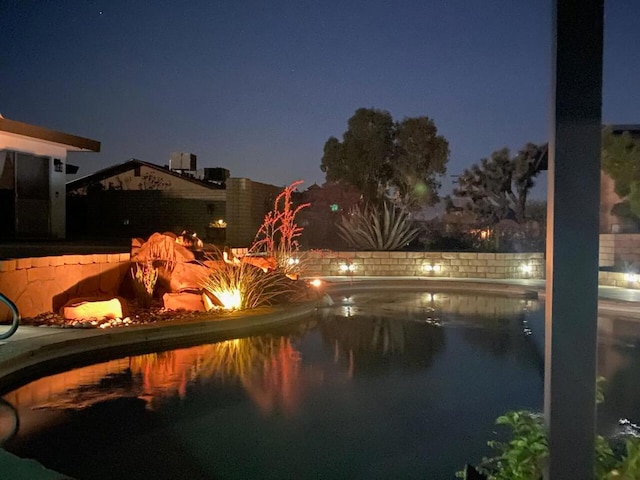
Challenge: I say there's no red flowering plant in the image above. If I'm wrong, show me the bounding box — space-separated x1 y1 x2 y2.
250 180 310 277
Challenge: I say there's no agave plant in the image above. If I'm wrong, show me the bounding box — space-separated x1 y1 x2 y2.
336 202 419 250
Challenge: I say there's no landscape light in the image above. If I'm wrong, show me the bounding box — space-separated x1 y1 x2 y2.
624 273 638 283
310 278 322 287
423 264 442 272
287 257 300 265
520 264 533 274
216 289 242 310
339 263 356 273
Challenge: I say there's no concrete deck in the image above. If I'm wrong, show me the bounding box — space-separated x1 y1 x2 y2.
2 277 640 479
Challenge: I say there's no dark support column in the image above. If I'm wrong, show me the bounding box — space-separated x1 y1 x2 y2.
545 1 603 478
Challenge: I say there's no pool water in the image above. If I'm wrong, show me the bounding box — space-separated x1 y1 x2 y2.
1 290 639 479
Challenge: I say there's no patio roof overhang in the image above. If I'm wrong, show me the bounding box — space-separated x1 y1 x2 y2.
0 117 100 153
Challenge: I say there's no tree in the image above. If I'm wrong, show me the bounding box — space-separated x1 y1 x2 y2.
447 143 546 225
320 108 450 211
601 127 640 221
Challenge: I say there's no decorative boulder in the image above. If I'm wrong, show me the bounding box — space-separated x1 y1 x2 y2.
133 232 195 264
62 297 128 320
169 261 209 293
241 255 277 272
162 292 205 312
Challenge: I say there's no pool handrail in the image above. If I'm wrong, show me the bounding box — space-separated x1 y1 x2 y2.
0 292 19 340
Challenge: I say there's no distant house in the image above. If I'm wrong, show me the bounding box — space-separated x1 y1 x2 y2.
0 115 100 239
66 158 282 247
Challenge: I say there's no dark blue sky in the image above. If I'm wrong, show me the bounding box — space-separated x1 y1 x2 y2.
2 1 639 198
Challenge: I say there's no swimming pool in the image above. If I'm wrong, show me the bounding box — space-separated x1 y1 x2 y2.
1 289 639 479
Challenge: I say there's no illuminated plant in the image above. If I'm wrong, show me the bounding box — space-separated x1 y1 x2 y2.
201 253 299 310
131 261 158 308
251 180 310 273
336 201 419 250
199 338 273 384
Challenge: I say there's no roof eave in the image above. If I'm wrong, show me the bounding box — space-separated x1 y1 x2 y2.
0 117 100 152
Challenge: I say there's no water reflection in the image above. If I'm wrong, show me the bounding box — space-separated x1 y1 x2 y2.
597 316 640 436
2 335 310 438
3 293 541 420
7 292 640 479
0 397 19 445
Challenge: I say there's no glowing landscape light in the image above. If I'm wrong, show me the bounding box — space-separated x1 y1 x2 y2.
423 264 442 273
310 278 322 287
339 263 356 273
520 263 533 274
624 273 638 283
215 288 242 310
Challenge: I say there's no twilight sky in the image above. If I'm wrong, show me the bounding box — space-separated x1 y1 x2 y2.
1 1 639 199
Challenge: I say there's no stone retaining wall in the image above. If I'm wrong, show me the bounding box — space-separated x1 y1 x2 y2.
599 234 640 268
8 249 640 321
598 270 640 289
0 253 131 320
302 251 545 279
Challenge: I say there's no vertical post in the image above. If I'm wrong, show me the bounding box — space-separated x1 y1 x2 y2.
545 1 603 478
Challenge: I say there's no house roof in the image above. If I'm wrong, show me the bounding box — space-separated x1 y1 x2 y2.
0 116 100 152
66 158 225 191
610 124 640 139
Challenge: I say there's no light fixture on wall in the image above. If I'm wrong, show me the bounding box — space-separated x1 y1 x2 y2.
339 263 356 273
423 264 442 273
520 263 533 275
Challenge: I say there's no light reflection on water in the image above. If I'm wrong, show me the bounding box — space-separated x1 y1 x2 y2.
1 291 639 479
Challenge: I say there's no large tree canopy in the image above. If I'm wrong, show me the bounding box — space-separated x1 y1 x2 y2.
320 108 450 210
447 143 546 225
601 127 640 221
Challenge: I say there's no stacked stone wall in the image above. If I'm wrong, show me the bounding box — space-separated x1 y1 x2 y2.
0 253 130 320
9 249 640 321
599 234 640 268
302 251 545 279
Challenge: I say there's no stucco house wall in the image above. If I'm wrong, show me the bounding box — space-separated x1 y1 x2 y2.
226 178 282 247
0 116 99 239
67 160 281 246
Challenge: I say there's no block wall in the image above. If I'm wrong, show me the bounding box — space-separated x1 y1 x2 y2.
302 251 545 279
599 234 640 268
226 179 281 247
0 253 130 320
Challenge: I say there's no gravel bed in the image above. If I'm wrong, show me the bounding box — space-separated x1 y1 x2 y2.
20 303 230 330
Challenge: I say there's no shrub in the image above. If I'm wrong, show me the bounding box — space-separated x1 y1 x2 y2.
201 254 301 310
459 378 640 479
131 261 158 308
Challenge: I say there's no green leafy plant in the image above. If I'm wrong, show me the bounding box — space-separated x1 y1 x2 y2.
336 201 419 250
131 261 158 308
458 378 640 479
